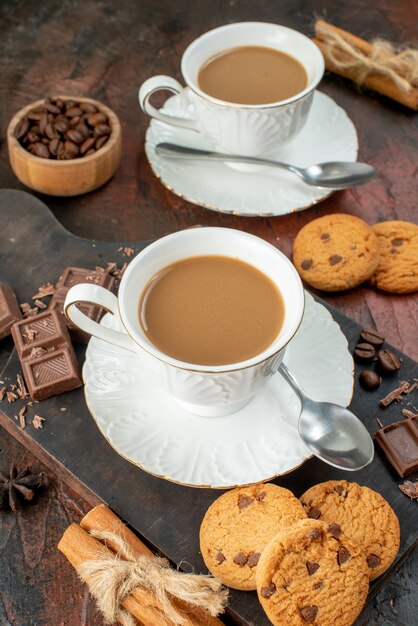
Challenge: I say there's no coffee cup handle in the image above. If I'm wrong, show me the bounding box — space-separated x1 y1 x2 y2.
64 284 137 353
139 76 200 132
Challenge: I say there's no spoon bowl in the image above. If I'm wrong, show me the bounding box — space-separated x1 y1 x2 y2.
155 142 377 189
279 363 374 470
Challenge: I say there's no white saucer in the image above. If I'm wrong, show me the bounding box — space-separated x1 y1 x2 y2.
83 293 354 488
145 92 358 216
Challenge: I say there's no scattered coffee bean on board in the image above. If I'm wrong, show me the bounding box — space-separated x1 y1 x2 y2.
359 370 382 391
359 327 385 346
377 349 401 375
354 342 376 362
16 97 111 160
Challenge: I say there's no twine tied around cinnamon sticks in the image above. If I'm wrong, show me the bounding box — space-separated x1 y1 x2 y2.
79 528 227 626
58 504 228 626
314 20 418 109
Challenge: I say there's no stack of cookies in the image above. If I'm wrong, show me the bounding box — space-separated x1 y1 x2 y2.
292 214 418 293
199 480 400 626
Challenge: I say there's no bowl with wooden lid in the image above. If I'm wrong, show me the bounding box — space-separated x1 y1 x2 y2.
7 95 122 196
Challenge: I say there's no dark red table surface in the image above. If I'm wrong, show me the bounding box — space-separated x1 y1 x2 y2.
0 0 417 624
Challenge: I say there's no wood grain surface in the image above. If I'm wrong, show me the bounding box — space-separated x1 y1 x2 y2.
0 0 417 624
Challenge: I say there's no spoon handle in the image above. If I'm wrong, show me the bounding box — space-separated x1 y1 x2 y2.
279 363 308 400
155 142 300 175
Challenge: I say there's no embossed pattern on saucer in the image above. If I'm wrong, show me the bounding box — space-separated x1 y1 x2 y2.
83 293 354 488
145 91 358 216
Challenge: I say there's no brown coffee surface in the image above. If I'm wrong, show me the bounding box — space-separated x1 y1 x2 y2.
139 255 285 366
197 46 307 105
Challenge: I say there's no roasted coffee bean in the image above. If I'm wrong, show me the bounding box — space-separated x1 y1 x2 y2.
95 134 109 150
93 123 111 138
16 97 112 160
66 129 84 144
87 111 108 126
29 142 50 158
80 137 96 155
354 342 376 361
54 118 69 133
359 369 381 391
15 117 30 139
359 327 385 346
80 102 98 114
65 106 83 118
377 349 401 375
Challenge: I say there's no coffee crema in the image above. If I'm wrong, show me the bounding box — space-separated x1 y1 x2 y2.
139 255 285 366
197 45 307 105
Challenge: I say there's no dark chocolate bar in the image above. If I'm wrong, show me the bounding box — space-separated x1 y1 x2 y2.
374 416 418 477
0 283 22 340
11 310 82 401
49 267 115 343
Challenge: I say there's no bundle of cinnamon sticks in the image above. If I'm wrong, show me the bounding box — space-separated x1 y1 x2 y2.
313 20 418 110
58 504 227 626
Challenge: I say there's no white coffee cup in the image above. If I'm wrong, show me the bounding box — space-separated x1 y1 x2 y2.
139 22 324 157
64 228 304 417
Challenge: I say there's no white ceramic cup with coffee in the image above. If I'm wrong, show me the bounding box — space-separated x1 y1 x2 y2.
138 22 324 156
64 228 304 417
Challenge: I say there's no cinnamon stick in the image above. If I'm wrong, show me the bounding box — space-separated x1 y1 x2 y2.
314 20 418 110
59 506 225 626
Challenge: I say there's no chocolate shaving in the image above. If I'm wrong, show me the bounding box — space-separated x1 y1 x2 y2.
29 347 47 359
401 409 418 418
16 374 28 399
32 414 45 429
34 299 47 309
379 381 410 407
119 246 134 257
60 407 67 412
399 480 418 499
6 391 18 402
18 407 26 429
0 387 6 401
32 283 56 299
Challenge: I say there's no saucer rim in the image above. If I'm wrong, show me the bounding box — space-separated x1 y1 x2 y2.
144 90 358 217
83 292 354 489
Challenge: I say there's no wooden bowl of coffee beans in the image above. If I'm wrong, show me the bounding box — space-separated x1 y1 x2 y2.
7 95 121 196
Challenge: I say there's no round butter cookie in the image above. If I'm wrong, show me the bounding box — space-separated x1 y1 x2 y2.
199 483 307 590
256 519 369 626
300 480 400 580
369 220 418 293
292 213 379 291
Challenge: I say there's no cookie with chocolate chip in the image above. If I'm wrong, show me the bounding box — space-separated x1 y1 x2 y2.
199 483 306 590
292 213 379 291
256 519 369 626
300 480 400 580
369 220 418 293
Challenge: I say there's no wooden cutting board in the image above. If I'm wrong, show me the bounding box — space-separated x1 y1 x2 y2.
0 189 416 626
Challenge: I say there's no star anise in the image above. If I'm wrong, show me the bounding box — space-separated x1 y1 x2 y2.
0 463 49 511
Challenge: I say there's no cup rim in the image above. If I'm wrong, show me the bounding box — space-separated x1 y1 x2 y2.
180 21 325 110
118 227 305 373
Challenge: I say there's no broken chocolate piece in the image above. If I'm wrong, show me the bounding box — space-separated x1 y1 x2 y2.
49 266 115 343
299 606 318 622
12 310 67 358
260 583 276 598
337 546 351 565
0 284 22 340
306 561 320 575
238 495 253 509
233 552 248 566
374 416 418 477
366 554 381 569
247 552 261 568
399 480 418 499
379 381 410 407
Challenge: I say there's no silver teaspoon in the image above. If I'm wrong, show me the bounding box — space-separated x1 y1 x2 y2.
155 143 376 189
279 363 374 470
